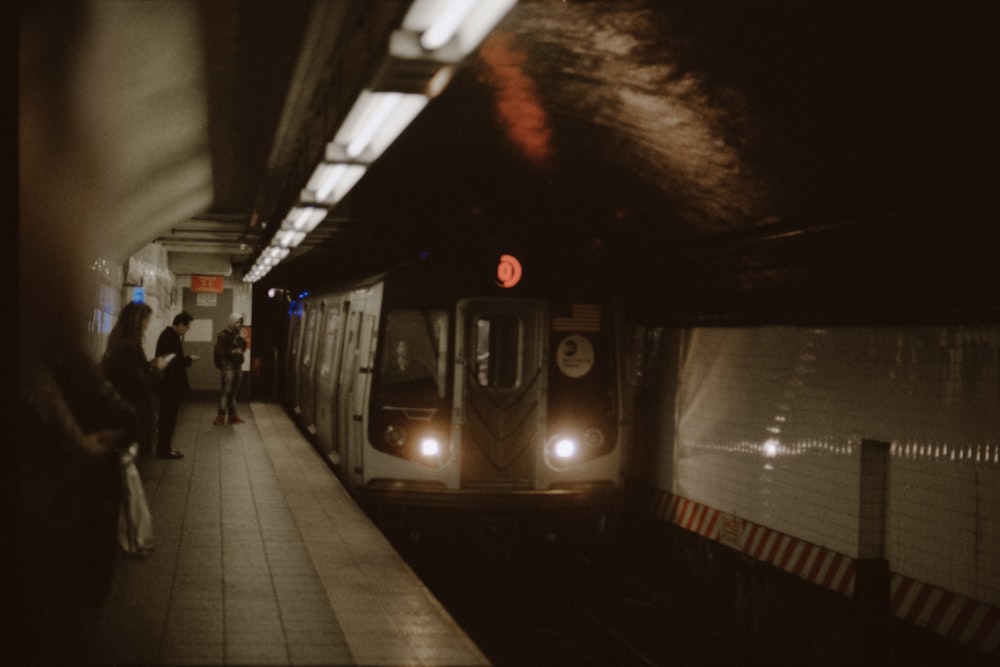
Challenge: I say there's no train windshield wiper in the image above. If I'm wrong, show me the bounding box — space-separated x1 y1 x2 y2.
381 405 438 421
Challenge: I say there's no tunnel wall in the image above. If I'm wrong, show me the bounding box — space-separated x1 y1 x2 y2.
626 324 1000 657
80 243 177 363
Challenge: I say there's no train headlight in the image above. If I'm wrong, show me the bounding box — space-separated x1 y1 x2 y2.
547 425 611 468
546 434 581 468
384 425 406 448
554 438 578 459
420 437 442 458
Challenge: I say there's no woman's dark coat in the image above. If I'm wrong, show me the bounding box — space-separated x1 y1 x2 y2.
102 340 158 453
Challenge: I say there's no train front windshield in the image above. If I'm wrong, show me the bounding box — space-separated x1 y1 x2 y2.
370 309 451 465
377 309 448 401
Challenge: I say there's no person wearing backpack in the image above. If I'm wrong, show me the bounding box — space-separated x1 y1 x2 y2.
214 312 247 425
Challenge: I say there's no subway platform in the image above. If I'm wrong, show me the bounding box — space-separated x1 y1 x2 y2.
94 399 490 666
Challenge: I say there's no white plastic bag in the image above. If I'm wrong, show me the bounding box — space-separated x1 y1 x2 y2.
118 443 154 557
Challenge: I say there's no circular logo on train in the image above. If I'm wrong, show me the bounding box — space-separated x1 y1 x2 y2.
556 334 595 378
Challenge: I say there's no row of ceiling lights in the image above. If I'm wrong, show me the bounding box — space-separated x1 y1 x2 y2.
244 0 517 283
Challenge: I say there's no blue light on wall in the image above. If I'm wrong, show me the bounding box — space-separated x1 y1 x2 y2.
132 286 145 303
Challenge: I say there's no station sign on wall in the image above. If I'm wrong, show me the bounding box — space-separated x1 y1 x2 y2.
191 275 224 294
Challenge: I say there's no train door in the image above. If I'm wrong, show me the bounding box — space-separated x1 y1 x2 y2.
285 300 304 412
306 301 326 432
336 303 360 489
314 299 346 466
297 302 321 429
352 309 378 485
454 298 547 489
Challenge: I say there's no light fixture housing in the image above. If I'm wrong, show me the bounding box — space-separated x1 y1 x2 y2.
300 162 367 206
276 229 307 249
400 0 517 57
282 206 327 234
325 90 428 164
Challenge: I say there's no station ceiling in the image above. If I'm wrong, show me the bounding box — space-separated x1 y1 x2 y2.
20 1 999 324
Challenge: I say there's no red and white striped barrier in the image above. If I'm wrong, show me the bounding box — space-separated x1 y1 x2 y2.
652 491 854 596
649 489 1000 657
892 574 1000 656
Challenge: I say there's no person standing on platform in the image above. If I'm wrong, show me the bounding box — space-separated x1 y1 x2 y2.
154 311 198 459
214 312 247 425
102 302 167 459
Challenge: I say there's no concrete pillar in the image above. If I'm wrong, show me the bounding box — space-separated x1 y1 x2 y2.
854 438 890 610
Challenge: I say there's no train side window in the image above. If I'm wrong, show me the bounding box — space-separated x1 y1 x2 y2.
319 309 341 377
302 307 318 366
475 316 519 388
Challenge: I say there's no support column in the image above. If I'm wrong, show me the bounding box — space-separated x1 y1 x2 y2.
854 438 890 610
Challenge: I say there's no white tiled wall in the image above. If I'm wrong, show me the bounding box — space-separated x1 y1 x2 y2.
127 243 178 359
890 442 999 604
80 242 180 363
651 325 1000 606
86 256 124 362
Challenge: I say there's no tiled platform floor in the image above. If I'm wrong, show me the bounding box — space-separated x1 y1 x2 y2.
95 399 490 666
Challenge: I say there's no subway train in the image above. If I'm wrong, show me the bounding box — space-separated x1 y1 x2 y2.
280 249 624 545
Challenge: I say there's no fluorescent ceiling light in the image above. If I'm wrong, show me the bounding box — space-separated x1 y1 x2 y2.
302 163 367 205
329 90 428 163
276 229 306 248
419 0 475 50
457 0 517 53
404 0 516 55
245 264 270 282
282 206 327 233
264 246 290 261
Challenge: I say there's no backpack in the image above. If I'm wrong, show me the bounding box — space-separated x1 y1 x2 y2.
214 328 245 369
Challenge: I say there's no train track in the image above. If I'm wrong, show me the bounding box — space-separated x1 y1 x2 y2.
394 531 732 666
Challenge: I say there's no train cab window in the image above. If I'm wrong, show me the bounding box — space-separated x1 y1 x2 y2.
302 308 319 366
378 309 448 400
474 316 519 388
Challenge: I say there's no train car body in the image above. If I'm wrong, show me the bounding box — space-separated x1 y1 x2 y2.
282 254 624 546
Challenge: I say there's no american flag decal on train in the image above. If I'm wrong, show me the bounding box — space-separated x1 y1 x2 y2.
650 489 1000 657
551 303 601 332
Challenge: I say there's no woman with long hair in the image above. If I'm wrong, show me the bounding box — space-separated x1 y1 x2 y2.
103 302 159 457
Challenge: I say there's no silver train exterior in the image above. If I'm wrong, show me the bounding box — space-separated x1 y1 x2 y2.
280 254 624 530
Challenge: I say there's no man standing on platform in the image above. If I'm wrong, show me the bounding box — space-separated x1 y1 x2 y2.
214 312 247 425
155 311 198 458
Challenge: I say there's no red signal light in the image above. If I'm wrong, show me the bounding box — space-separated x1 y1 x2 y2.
496 254 523 288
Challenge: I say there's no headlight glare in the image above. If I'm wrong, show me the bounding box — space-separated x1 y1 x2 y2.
420 437 441 457
554 437 577 459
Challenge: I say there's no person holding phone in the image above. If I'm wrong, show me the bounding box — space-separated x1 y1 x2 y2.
154 311 199 459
